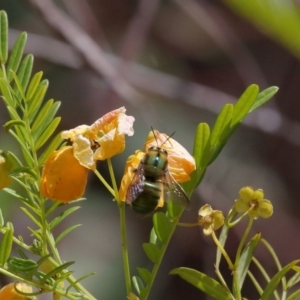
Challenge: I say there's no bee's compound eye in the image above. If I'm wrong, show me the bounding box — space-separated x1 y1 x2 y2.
149 146 158 151
160 148 168 155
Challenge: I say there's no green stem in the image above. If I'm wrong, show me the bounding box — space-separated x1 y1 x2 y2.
177 222 199 227
143 208 185 300
226 209 249 228
247 270 263 296
233 216 253 299
43 257 97 300
107 158 131 296
107 159 119 202
251 257 280 300
94 169 115 197
235 217 253 265
260 238 286 289
215 267 234 297
119 202 132 295
211 230 235 271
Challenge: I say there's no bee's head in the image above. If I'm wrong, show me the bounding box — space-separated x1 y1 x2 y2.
148 146 168 157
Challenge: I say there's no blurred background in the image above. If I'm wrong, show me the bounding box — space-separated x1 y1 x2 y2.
1 0 300 299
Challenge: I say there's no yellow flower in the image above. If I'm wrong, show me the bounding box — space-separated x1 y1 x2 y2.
144 130 196 182
118 130 195 203
0 282 36 299
118 150 145 202
0 151 13 189
62 107 135 169
40 146 88 202
198 204 224 235
234 186 273 219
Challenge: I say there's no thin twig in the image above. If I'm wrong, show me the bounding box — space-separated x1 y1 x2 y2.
28 0 143 106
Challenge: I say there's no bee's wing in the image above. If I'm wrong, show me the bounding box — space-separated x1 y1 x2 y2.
163 171 190 208
126 164 145 205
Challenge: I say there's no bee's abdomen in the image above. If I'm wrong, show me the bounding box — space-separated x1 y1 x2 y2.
132 181 162 214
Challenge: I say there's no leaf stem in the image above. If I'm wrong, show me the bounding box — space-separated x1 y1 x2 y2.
119 202 132 296
233 216 253 299
211 230 235 271
143 208 184 300
94 169 115 197
107 158 131 296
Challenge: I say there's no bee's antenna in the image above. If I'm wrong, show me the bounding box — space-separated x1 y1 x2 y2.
161 131 175 147
151 127 175 147
151 126 159 145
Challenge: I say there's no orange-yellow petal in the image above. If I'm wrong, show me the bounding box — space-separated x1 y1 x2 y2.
119 150 145 201
92 107 135 160
0 282 34 300
144 130 195 182
61 107 134 164
40 146 88 202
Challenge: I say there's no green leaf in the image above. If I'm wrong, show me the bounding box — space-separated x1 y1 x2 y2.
34 117 61 151
0 209 4 227
65 272 96 293
1 150 22 168
25 71 43 101
32 101 61 141
153 212 172 243
261 260 300 300
32 99 60 132
193 122 210 169
9 166 38 179
19 207 42 228
6 105 21 122
8 129 35 167
236 233 261 290
40 261 75 283
27 83 48 118
6 32 27 82
3 119 26 131
0 11 8 63
287 289 300 300
166 199 183 219
142 243 161 263
140 286 150 300
0 78 14 107
132 276 144 295
216 210 237 268
55 225 82 245
11 71 26 102
49 206 81 228
149 227 160 246
14 54 33 97
216 224 229 268
249 86 279 113
231 84 259 127
54 271 73 284
170 267 233 300
8 257 38 273
38 132 64 166
137 267 152 284
0 227 13 266
3 188 28 203
210 104 233 149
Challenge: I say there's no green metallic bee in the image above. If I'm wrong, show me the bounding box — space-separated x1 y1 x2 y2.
126 132 189 214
